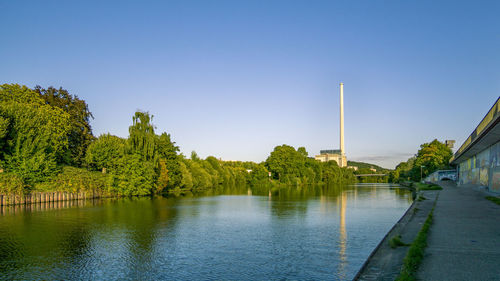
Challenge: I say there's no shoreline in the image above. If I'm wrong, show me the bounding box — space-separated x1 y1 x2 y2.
353 184 439 280
0 190 112 207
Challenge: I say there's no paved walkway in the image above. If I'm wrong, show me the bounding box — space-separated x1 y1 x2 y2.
417 181 500 280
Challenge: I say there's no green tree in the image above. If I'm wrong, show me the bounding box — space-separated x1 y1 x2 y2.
297 146 308 158
34 86 94 166
85 134 127 172
191 151 200 161
249 163 269 186
0 84 71 184
188 160 212 189
265 144 305 182
321 160 341 184
156 158 169 193
108 154 156 196
128 111 156 161
155 132 181 189
411 139 452 180
179 161 193 189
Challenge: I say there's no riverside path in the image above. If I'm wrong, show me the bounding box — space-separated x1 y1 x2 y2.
417 181 500 280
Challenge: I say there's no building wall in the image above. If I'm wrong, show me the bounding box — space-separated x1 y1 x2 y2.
458 140 500 192
314 153 347 167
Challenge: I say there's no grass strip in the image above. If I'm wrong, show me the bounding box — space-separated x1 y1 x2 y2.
486 196 500 205
395 207 434 281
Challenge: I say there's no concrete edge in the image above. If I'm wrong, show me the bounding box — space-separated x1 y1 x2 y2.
352 186 417 280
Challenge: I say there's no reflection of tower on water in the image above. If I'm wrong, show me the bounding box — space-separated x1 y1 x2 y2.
337 191 347 279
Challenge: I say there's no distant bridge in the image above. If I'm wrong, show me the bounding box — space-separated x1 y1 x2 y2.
355 174 387 177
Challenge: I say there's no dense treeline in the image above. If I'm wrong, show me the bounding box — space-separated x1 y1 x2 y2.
265 144 356 185
348 161 391 183
389 139 452 182
0 84 356 196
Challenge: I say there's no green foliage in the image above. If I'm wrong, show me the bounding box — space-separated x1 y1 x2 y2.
249 163 270 186
85 134 127 172
411 139 452 180
265 144 355 185
265 145 305 181
350 161 390 183
156 132 181 188
128 111 156 161
5 146 58 185
186 159 213 189
0 173 25 195
0 85 356 196
108 154 156 196
390 157 415 182
156 158 169 193
33 166 108 193
0 116 9 139
391 140 452 182
485 196 500 205
348 160 388 172
396 209 434 281
389 235 410 249
34 86 94 166
179 161 193 189
321 160 340 183
85 111 184 195
191 151 200 161
0 84 45 104
417 195 427 201
297 146 308 157
0 84 71 184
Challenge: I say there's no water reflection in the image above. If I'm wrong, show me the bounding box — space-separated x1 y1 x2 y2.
0 183 411 280
338 191 348 279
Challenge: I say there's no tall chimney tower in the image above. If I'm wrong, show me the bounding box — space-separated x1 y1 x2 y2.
340 83 345 165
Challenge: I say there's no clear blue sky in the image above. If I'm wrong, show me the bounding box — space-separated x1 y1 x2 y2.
1 0 499 168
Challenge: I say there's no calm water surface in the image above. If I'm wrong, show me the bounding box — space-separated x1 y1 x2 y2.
0 183 411 280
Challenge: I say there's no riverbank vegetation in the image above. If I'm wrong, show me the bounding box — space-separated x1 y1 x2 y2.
389 235 410 249
389 140 453 183
396 206 435 281
0 84 356 197
485 196 500 205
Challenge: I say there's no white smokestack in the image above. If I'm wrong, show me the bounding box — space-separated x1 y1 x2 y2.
340 82 345 159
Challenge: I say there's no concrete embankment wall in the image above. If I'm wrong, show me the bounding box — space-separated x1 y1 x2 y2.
354 185 438 280
0 190 109 207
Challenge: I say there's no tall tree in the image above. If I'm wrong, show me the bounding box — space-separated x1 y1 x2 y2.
0 84 71 184
411 139 452 180
265 145 306 182
156 132 181 190
128 111 156 161
34 86 94 166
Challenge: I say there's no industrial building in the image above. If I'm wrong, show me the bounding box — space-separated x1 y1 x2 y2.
315 83 347 167
315 149 347 167
451 97 500 193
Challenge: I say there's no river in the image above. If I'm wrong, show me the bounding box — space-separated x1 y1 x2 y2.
0 183 411 280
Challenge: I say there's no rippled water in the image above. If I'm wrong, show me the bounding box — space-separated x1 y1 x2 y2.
0 183 411 280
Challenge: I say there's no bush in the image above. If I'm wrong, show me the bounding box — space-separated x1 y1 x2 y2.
33 166 108 193
0 173 25 195
107 154 155 196
389 235 410 249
